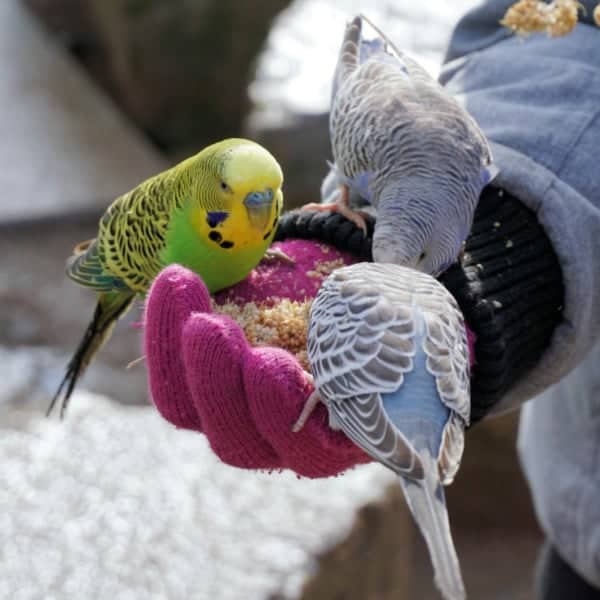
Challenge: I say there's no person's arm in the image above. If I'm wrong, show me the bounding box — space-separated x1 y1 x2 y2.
439 3 600 414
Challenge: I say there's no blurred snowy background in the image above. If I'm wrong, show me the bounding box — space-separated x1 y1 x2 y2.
251 0 480 118
0 1 542 598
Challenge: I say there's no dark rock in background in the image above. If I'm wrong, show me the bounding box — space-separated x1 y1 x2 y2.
24 0 293 151
22 0 333 207
250 112 330 210
299 485 414 599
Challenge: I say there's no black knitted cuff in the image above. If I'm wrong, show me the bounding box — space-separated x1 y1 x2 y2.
275 187 564 423
275 209 375 260
440 187 564 421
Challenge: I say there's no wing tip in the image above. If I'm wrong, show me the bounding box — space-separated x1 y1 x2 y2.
65 240 126 292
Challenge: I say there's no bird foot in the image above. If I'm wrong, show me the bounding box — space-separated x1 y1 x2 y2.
300 201 369 237
292 373 321 432
263 247 296 264
301 202 337 212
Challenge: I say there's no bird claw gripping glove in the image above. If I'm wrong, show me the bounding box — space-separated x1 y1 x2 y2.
143 238 373 478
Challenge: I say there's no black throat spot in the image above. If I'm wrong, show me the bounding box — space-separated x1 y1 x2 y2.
208 229 235 249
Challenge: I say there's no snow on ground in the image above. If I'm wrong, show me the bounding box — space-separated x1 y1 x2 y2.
0 346 397 600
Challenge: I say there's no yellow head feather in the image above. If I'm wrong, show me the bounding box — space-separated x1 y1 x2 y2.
184 138 284 251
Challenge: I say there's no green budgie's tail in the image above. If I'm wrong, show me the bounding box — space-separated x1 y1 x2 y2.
47 291 135 419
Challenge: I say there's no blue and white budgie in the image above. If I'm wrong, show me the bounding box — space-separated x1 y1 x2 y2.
306 15 498 275
293 262 471 600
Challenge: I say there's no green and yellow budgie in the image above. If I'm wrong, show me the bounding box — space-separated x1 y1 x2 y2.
49 138 284 418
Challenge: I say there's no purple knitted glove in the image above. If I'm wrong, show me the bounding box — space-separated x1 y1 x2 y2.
143 240 372 478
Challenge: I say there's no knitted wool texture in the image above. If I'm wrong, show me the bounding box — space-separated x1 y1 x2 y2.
144 242 373 477
144 241 476 477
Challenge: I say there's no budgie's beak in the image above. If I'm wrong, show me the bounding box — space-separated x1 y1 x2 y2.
244 188 274 231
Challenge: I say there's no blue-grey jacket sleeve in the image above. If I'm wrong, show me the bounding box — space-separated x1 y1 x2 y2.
440 3 600 411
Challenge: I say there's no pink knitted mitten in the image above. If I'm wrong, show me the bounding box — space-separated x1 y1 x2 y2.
143 240 372 478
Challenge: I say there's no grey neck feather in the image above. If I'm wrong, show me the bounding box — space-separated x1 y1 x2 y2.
372 175 479 272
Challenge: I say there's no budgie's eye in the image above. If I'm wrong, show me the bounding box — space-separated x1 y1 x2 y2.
419 252 427 261
220 181 231 192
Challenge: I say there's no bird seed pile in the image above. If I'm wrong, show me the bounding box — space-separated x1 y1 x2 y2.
213 299 312 370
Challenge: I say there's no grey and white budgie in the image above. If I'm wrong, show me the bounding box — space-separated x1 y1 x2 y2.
306 15 498 275
293 262 471 600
